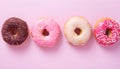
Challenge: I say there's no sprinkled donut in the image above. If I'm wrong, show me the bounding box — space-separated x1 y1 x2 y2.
94 18 120 46
1 17 29 45
64 16 92 46
31 18 60 47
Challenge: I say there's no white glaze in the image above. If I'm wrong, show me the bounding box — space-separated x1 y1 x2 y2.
64 16 92 46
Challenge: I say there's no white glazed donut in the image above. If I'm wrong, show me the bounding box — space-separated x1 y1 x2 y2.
64 16 92 46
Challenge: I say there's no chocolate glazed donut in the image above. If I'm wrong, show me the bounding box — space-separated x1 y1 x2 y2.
1 17 29 45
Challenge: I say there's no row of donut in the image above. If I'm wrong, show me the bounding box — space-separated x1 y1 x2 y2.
1 16 120 47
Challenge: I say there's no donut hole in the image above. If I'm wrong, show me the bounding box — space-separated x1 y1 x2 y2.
74 28 82 35
105 28 112 37
42 29 49 36
10 27 19 36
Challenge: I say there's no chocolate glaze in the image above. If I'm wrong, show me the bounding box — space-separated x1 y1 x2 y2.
2 17 28 45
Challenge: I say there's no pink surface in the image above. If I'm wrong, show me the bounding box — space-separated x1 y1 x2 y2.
0 0 120 69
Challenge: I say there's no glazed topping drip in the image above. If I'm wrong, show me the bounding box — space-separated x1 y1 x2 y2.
42 29 49 36
74 28 82 35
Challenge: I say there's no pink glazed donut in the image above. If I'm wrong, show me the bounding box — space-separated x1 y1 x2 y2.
31 18 60 47
94 18 120 46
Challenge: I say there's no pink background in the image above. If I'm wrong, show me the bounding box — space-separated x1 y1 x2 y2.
0 0 120 69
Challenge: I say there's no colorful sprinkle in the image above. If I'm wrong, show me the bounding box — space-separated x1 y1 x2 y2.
94 18 120 46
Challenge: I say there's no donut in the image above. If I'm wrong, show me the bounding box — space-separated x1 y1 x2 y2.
94 18 120 46
1 17 29 45
64 16 92 46
31 18 60 47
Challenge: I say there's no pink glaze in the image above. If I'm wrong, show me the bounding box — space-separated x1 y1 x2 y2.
94 19 120 46
31 18 60 47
